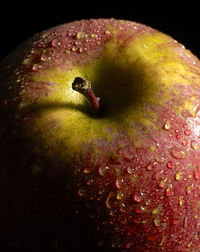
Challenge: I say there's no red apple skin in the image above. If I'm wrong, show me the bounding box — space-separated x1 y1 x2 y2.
1 19 200 251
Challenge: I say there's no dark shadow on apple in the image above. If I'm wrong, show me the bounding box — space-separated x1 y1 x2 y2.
0 127 119 252
91 53 155 120
21 53 155 121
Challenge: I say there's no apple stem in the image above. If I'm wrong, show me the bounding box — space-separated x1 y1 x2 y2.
72 77 101 115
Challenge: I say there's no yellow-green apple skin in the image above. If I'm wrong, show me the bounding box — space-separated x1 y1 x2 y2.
1 19 200 251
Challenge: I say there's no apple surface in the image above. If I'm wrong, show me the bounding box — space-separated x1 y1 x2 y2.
1 18 200 251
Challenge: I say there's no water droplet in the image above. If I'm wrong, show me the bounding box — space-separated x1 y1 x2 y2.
105 30 111 35
105 192 114 209
184 129 191 136
179 196 184 206
182 139 188 146
51 38 61 47
76 31 87 39
116 191 124 200
72 46 77 52
119 202 126 213
158 179 166 188
163 122 171 130
78 47 84 53
165 187 173 197
98 165 110 176
127 166 134 174
184 216 188 228
191 140 199 150
23 57 32 65
175 171 182 181
152 208 159 215
145 199 151 206
166 161 173 169
78 188 85 197
194 168 200 180
83 168 91 174
115 177 124 189
132 192 143 203
40 53 49 61
90 33 97 38
154 154 165 164
186 185 193 195
154 218 160 227
171 146 186 159
146 161 153 171
32 64 42 71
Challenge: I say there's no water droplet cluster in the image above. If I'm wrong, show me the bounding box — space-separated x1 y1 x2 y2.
74 105 200 250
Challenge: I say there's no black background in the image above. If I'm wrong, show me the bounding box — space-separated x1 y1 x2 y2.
0 3 199 61
0 3 200 251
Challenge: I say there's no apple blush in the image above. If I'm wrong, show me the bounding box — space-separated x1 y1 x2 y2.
1 19 200 251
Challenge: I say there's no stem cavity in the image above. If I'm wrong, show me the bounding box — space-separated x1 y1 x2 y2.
72 77 101 116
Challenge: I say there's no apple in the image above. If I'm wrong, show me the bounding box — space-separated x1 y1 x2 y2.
1 18 200 251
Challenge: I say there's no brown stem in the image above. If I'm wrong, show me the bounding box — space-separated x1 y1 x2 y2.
72 77 101 114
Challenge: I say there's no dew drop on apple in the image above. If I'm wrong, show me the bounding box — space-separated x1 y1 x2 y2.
163 122 171 130
154 217 160 227
175 171 182 181
132 192 143 203
40 53 50 62
184 216 188 228
76 31 87 40
146 161 153 171
127 166 134 174
115 177 124 189
184 129 191 136
170 146 186 159
166 161 173 169
154 154 165 164
190 140 199 150
78 188 85 197
182 139 188 146
119 202 126 213
32 64 40 71
98 165 110 176
116 191 124 200
185 185 193 195
105 192 114 209
83 168 91 174
51 38 61 47
193 169 200 180
165 187 173 197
